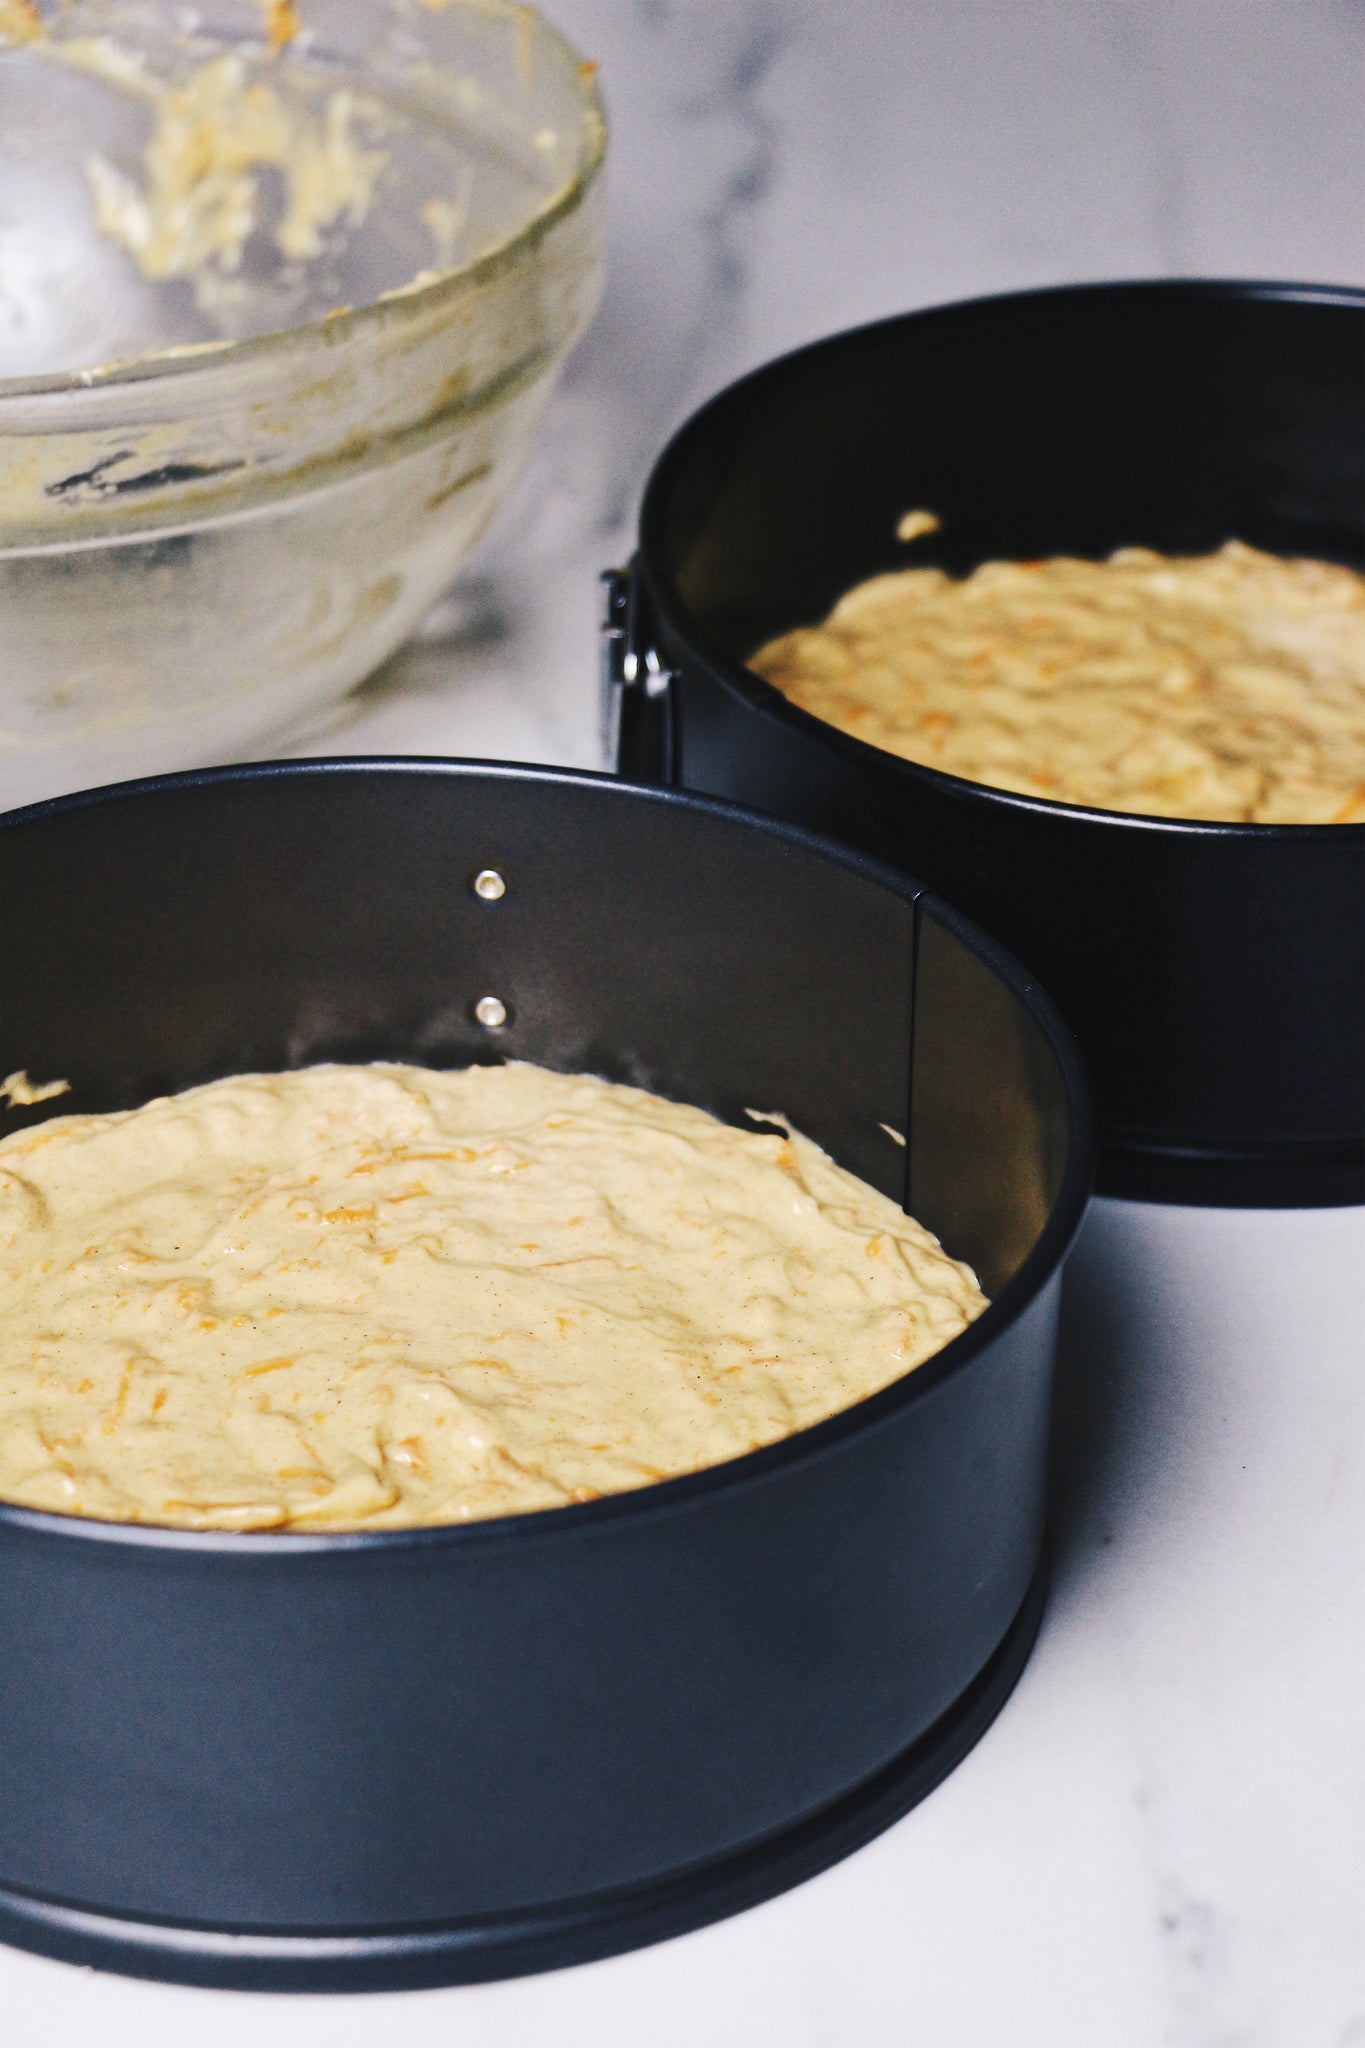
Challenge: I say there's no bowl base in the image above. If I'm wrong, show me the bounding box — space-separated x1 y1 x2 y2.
0 1562 1047 1994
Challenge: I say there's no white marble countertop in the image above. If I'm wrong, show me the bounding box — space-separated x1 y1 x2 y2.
9 2 1365 2040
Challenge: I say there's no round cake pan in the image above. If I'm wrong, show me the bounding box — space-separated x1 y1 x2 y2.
610 280 1365 1208
0 760 1090 1991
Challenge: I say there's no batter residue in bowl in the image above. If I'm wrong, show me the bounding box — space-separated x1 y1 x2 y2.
81 50 389 286
6 17 391 306
751 541 1365 823
0 1062 985 1531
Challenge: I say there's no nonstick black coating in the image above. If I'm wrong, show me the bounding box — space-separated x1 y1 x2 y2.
0 762 1089 1988
623 280 1365 1207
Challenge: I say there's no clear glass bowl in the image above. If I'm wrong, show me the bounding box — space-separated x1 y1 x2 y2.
0 0 605 807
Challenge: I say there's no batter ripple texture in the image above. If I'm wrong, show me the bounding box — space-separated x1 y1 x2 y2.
751 542 1365 824
0 1062 986 1531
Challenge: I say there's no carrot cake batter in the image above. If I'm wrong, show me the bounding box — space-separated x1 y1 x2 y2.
0 1061 985 1531
751 540 1365 823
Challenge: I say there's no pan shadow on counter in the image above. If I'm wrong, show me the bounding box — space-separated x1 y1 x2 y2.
1047 1198 1172 1610
1045 1193 1365 1620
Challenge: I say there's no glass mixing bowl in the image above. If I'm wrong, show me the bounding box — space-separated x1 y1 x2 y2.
0 0 605 807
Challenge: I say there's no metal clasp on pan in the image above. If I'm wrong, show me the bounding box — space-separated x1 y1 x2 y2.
600 564 676 780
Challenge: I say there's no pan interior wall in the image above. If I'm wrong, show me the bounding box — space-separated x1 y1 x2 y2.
655 289 1365 662
0 770 917 1204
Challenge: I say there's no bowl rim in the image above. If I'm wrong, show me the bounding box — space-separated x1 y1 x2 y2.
0 0 607 405
637 275 1365 844
0 756 1094 1557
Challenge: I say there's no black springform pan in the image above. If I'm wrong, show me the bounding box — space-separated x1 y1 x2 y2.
612 281 1365 1207
0 760 1089 1989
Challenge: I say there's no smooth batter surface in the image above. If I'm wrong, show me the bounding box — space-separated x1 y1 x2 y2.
751 541 1365 823
0 1062 985 1531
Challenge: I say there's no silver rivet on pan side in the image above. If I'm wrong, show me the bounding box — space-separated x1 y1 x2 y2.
473 869 506 901
474 995 508 1029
